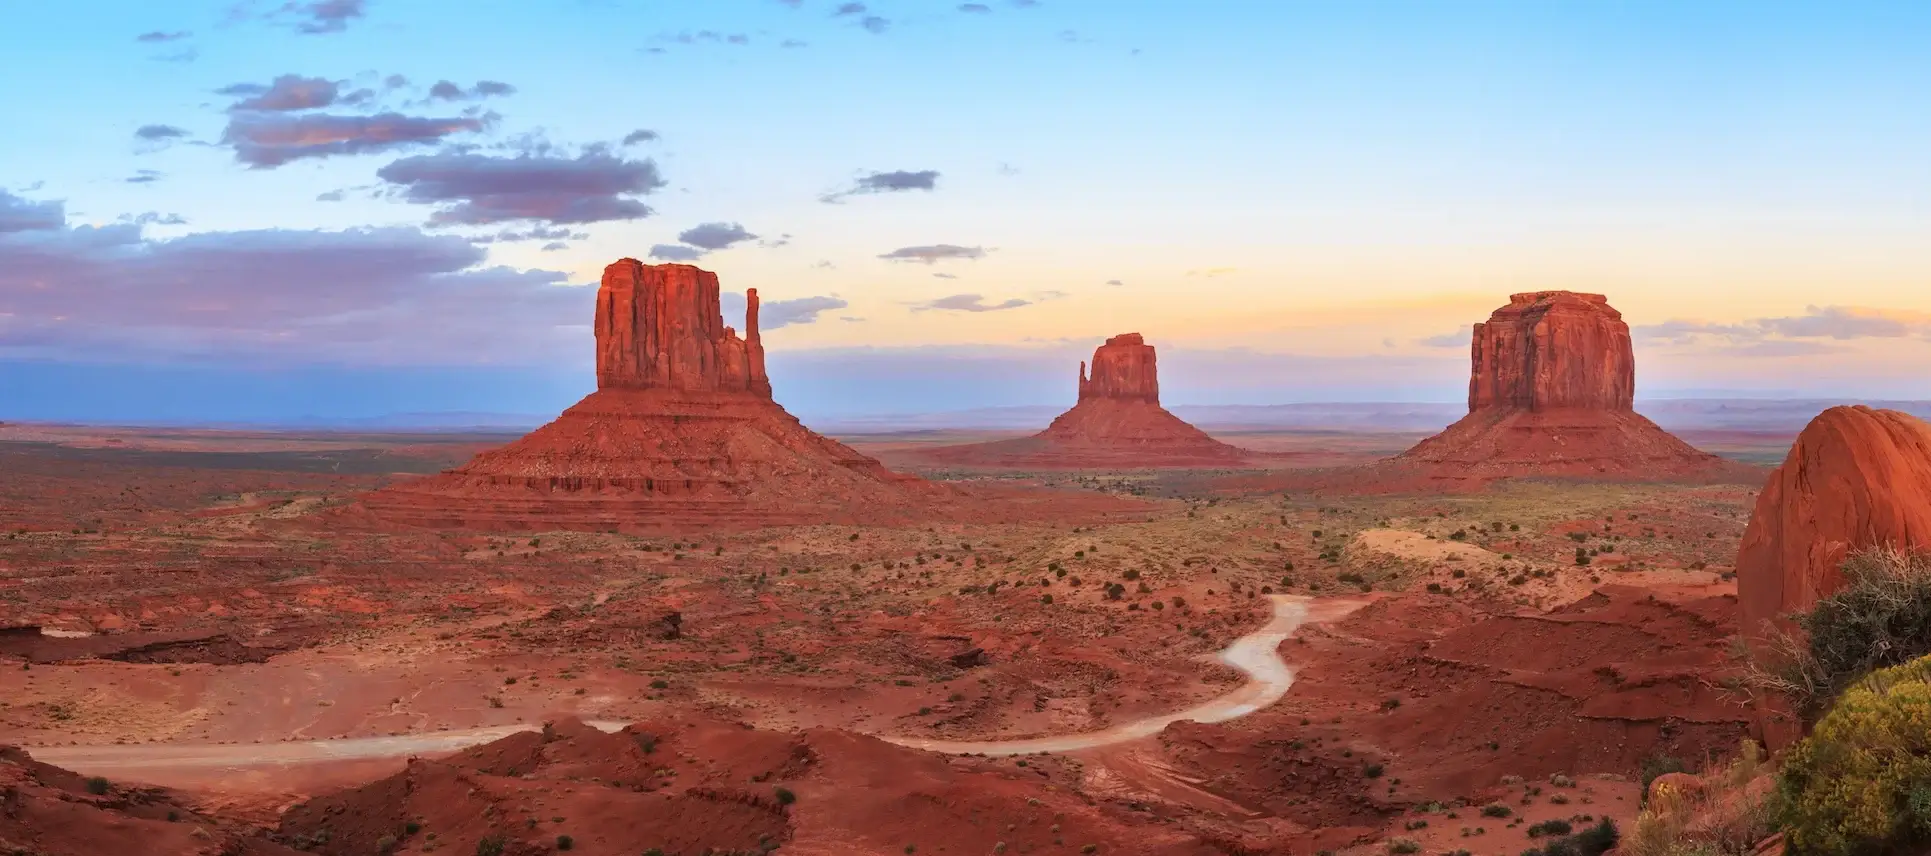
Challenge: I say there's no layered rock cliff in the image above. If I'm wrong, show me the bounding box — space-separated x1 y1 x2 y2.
1467 291 1635 412
1078 333 1160 404
595 259 771 397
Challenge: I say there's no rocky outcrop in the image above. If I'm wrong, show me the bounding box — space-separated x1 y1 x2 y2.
1468 291 1634 412
1078 333 1159 404
1384 291 1743 486
596 260 770 397
1735 406 1931 636
359 260 941 531
925 332 1247 469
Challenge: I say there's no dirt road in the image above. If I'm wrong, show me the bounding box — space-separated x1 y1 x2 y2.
28 595 1327 776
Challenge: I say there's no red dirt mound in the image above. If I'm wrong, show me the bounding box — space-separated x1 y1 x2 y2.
1150 585 1750 816
277 714 1230 856
1 744 300 855
357 261 953 532
922 333 1249 469
1736 405 1931 636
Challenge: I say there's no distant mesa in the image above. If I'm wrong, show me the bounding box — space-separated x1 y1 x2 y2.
921 332 1249 469
1736 405 1931 637
357 260 943 531
1388 290 1745 485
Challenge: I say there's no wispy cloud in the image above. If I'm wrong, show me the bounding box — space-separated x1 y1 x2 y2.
820 169 940 203
878 244 986 264
914 293 1030 313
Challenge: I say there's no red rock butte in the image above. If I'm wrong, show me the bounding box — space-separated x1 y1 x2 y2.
358 260 939 530
1736 405 1931 637
1393 290 1734 483
924 333 1247 468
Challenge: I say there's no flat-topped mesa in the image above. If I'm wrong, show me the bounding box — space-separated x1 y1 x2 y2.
1468 290 1634 413
595 259 771 397
1077 332 1160 404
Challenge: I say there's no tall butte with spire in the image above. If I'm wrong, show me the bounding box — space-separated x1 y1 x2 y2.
360 260 934 530
927 332 1247 468
1390 290 1739 484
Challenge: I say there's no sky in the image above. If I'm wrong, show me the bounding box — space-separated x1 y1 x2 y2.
3 0 1930 423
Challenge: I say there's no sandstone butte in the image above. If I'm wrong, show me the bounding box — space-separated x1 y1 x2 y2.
1736 405 1931 636
925 332 1249 468
1392 290 1736 483
357 259 941 531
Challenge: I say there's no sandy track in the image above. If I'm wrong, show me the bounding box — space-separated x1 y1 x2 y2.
28 595 1321 775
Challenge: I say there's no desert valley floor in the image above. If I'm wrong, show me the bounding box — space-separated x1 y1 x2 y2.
0 422 1793 856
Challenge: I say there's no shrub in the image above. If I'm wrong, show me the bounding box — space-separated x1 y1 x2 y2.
774 786 796 805
1387 839 1420 855
1480 803 1512 818
1364 763 1384 778
475 837 506 856
1626 739 1771 856
1638 754 1686 799
83 776 109 795
1527 819 1573 837
1522 818 1618 856
555 834 574 851
1749 547 1931 716
1775 654 1931 855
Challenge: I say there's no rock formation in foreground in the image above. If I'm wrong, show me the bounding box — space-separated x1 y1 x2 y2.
925 333 1248 468
1390 291 1737 484
1736 405 1931 637
359 260 937 531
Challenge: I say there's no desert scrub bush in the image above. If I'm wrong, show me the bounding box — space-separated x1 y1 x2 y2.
1748 547 1931 717
1625 739 1771 856
83 776 110 795
1480 803 1513 818
1774 654 1931 855
1386 838 1420 854
1521 818 1619 856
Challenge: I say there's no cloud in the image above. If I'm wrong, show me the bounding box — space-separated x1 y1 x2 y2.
377 151 665 226
0 191 65 233
721 293 848 330
225 112 487 168
621 128 660 145
1104 279 1123 286
933 273 957 279
540 241 567 251
228 74 339 111
134 124 191 141
959 3 991 11
929 296 1027 314
820 169 940 203
316 189 346 201
0 194 587 365
1716 340 1854 358
469 226 587 244
781 39 808 48
428 79 517 101
280 0 365 34
914 294 1031 313
1418 329 1471 348
1011 0 1039 6
126 170 165 184
1636 306 1931 346
656 30 752 47
833 2 866 14
877 244 986 264
136 30 190 42
677 222 758 251
126 212 188 226
648 244 705 261
861 15 890 33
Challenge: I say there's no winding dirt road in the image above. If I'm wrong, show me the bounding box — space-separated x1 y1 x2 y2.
27 595 1320 776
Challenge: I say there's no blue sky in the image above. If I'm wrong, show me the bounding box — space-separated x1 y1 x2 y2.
3 0 1929 423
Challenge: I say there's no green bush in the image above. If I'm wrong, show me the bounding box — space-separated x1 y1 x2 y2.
1757 547 1931 716
1774 653 1931 855
1521 818 1618 856
83 776 110 795
1527 819 1573 838
1481 803 1512 818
